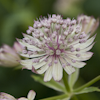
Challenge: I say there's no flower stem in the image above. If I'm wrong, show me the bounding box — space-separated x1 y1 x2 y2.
74 75 100 92
63 70 71 93
71 95 78 100
40 94 68 100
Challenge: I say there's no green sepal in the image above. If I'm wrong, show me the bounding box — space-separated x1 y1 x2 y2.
74 87 100 94
68 68 79 90
31 75 66 93
14 65 23 70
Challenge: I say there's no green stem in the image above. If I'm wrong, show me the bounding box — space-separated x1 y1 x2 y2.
71 95 78 100
63 70 71 93
40 94 68 100
74 75 100 92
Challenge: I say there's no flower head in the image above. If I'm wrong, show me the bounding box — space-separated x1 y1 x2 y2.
0 42 22 67
18 90 36 100
77 15 99 36
0 92 16 100
18 14 97 81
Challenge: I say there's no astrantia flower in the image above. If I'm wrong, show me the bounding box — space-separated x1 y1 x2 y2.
18 14 97 81
77 15 99 36
0 42 22 67
18 90 36 100
0 92 16 100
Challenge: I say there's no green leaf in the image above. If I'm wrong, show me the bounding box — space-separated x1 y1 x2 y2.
75 87 100 94
74 75 100 92
40 94 69 100
68 68 79 89
31 75 66 93
62 97 70 100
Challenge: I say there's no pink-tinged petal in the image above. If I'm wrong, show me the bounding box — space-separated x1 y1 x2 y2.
53 58 63 81
77 15 99 35
0 52 20 67
0 42 21 67
27 90 36 100
32 66 37 73
13 42 23 53
3 45 15 54
90 18 99 35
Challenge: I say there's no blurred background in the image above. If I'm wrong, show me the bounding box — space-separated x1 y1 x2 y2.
0 0 100 100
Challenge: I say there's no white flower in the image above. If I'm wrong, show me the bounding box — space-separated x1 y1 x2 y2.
18 14 97 81
18 90 36 100
0 92 16 100
0 42 22 67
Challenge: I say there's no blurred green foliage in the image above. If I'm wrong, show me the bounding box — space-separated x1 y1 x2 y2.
0 0 100 100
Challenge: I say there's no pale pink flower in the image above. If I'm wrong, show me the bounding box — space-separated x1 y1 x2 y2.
77 15 99 36
0 42 22 67
18 14 97 81
13 42 23 53
0 92 16 100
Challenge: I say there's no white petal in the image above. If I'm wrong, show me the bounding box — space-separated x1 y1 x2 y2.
53 58 63 81
20 53 46 58
67 42 95 54
67 52 93 61
67 39 79 47
79 43 95 52
59 56 75 74
37 57 52 74
27 90 36 100
23 33 41 43
64 57 86 68
74 34 96 49
39 55 49 62
17 39 42 52
44 66 53 82
33 61 46 69
37 64 49 74
64 65 75 75
32 56 49 69
20 60 33 70
23 33 34 39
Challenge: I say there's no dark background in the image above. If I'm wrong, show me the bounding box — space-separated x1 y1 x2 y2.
0 0 100 100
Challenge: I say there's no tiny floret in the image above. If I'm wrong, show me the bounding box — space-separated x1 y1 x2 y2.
18 14 98 81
